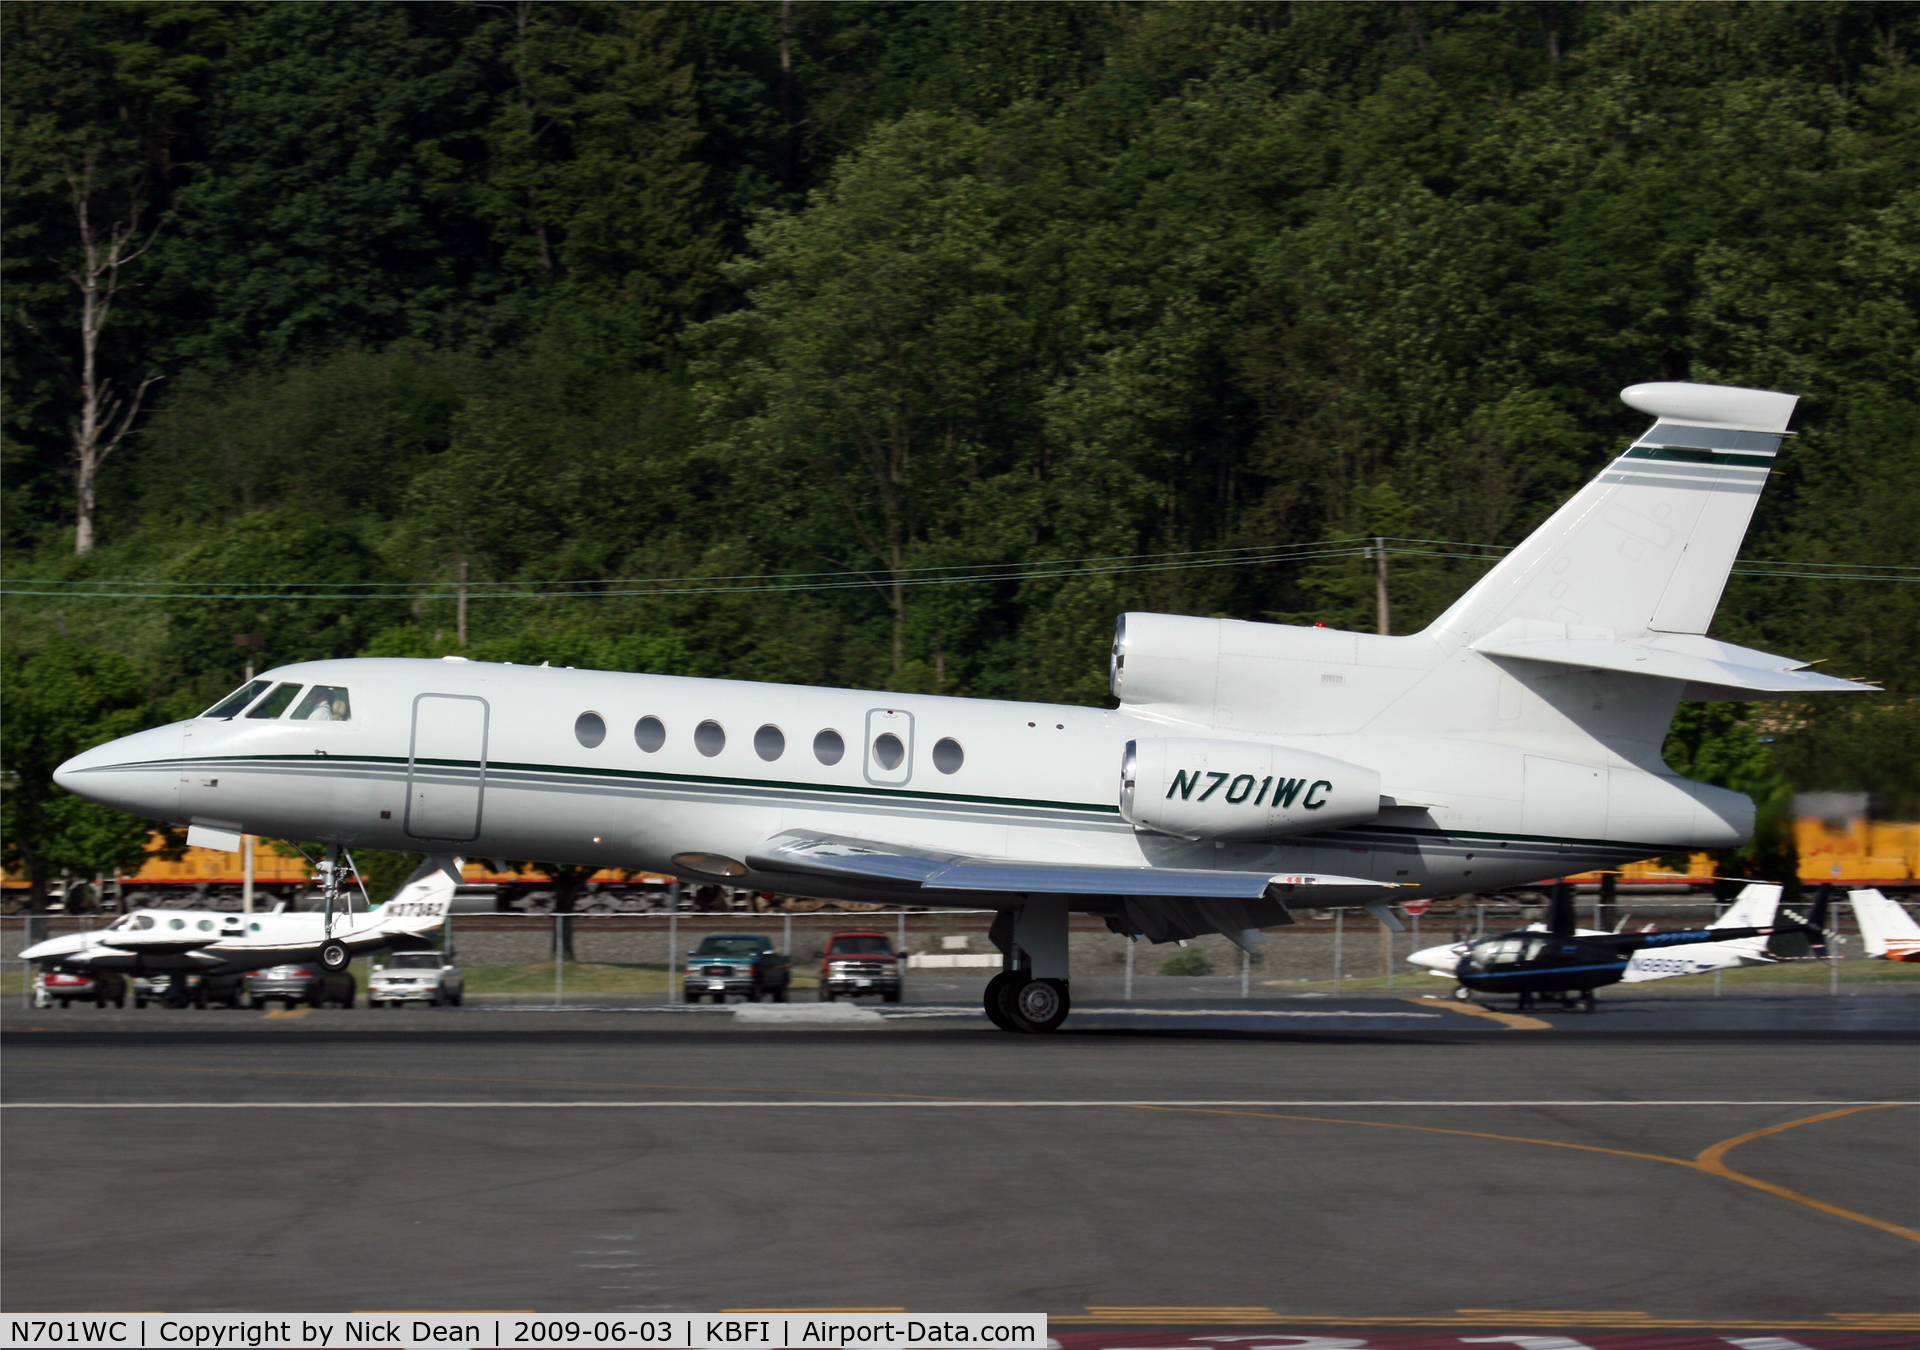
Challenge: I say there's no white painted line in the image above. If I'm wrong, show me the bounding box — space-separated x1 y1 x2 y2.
4 1099 1911 1110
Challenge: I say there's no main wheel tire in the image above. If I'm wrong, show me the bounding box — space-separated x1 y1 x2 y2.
982 971 1022 1032
1451 985 1472 1002
1007 977 1070 1033
318 940 350 972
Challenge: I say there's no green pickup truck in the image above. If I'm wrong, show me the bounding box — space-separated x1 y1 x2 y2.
684 934 792 1003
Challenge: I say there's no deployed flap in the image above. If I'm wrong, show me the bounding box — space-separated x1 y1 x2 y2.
750 832 1395 902
1471 621 1876 699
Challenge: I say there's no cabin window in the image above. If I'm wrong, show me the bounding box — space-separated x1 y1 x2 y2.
695 720 726 757
196 919 214 931
293 685 351 721
635 716 666 752
932 737 964 774
168 918 185 930
754 724 785 761
873 732 906 770
814 729 845 765
202 680 271 719
574 711 607 748
246 683 304 719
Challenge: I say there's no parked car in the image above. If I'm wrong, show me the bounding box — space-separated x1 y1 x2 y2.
684 933 792 1003
32 970 126 1008
368 951 464 1007
244 964 356 1009
132 972 245 1008
816 931 904 1003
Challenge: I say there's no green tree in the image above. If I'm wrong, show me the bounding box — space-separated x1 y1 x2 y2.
1 638 170 908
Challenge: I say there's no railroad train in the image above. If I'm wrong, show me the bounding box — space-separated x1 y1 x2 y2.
8 796 1915 913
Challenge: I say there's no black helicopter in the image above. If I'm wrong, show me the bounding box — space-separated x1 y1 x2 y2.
1450 882 1828 1012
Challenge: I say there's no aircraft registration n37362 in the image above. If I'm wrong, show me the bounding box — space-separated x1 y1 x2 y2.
51 381 1876 1031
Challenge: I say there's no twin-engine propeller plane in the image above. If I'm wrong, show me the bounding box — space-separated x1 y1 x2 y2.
18 863 455 983
53 382 1875 1032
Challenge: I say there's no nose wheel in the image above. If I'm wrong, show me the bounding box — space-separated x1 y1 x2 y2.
982 971 1070 1034
318 940 350 972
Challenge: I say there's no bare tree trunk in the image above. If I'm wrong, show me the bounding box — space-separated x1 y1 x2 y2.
66 151 160 555
457 555 470 646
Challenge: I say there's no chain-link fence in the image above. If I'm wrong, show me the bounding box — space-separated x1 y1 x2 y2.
7 896 1912 1009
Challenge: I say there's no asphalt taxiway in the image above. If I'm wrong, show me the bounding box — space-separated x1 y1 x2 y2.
3 992 1915 1332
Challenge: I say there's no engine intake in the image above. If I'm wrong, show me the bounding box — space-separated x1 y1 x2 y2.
1120 738 1381 840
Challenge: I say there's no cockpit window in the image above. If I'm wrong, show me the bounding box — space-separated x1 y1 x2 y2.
202 680 271 719
293 685 351 721
246 682 304 719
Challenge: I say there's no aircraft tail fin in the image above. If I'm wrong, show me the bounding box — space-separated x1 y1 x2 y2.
373 858 459 933
1775 884 1833 960
1431 383 1801 656
1849 888 1920 958
1711 883 1781 930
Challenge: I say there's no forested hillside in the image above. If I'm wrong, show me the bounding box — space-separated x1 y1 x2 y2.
5 2 1917 889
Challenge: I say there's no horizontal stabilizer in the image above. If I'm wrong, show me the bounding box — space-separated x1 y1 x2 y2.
1471 622 1876 700
750 832 1395 903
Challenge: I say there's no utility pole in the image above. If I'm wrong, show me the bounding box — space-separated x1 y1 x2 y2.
234 633 264 914
1374 536 1390 635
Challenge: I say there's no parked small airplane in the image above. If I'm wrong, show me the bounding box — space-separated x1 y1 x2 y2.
1405 882 1795 987
50 381 1877 1031
1850 888 1920 962
1416 882 1822 1010
18 861 454 980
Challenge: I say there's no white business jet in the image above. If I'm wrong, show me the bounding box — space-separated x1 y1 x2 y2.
1403 883 1792 985
1849 889 1920 963
51 382 1875 1032
18 862 455 979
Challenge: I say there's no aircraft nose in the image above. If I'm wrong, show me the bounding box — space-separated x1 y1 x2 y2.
1405 944 1458 973
53 723 185 820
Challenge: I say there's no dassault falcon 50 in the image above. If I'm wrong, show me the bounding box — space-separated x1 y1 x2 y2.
52 381 1876 1031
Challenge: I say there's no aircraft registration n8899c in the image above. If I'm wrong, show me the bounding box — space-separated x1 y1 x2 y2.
54 382 1876 1032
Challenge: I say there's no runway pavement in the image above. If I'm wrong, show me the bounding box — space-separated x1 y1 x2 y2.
2 992 1915 1334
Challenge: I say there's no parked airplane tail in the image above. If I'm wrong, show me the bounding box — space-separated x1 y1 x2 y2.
370 858 459 934
1848 888 1920 960
1710 883 1781 930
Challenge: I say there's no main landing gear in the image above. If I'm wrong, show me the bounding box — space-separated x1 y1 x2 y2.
983 899 1072 1034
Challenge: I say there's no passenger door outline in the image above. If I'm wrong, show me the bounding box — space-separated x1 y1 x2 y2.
406 693 489 841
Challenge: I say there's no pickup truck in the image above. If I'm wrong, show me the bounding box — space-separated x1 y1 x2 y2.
816 931 904 1003
684 934 791 1003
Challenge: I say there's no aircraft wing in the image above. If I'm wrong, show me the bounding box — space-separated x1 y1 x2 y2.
751 831 1392 900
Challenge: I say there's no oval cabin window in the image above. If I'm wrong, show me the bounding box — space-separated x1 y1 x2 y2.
634 716 666 752
814 729 845 765
575 712 606 748
932 737 964 774
695 720 726 757
754 724 785 761
872 732 906 771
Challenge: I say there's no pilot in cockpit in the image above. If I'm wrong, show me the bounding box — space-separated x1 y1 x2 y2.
293 685 351 722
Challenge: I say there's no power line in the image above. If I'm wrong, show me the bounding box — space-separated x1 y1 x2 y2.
3 536 1911 602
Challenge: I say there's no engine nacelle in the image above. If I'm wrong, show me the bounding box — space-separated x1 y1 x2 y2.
1120 738 1381 841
